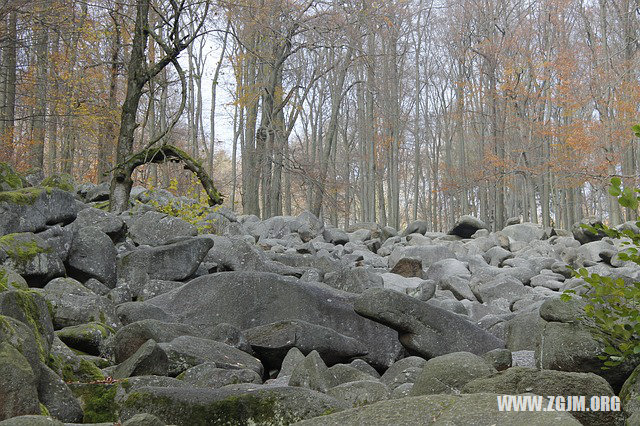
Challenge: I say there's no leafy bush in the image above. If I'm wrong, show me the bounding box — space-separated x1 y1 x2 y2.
143 177 219 233
562 176 640 368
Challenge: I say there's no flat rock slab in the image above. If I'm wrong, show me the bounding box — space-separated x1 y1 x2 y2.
354 288 504 358
119 385 347 426
145 271 402 369
118 237 213 282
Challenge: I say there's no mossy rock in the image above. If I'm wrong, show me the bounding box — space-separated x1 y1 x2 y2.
120 385 346 425
40 174 75 192
0 232 51 265
0 162 23 191
55 322 115 356
47 337 105 384
0 266 27 291
0 341 41 420
0 187 46 205
69 382 118 423
0 289 55 362
0 315 42 381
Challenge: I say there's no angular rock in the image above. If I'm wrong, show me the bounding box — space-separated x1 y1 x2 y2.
122 413 165 426
0 342 40 420
0 416 64 425
322 227 349 245
159 335 264 376
289 350 329 393
70 207 126 242
42 277 120 330
37 364 83 423
572 218 607 244
501 223 545 243
471 274 532 305
113 339 169 379
621 363 640 421
0 289 54 358
424 258 470 283
67 226 117 288
205 235 302 276
388 245 456 271
179 363 261 388
390 258 423 278
0 232 65 286
402 221 428 236
439 275 476 301
145 272 402 369
354 288 504 359
113 320 199 364
118 237 213 282
244 320 368 370
128 211 197 246
55 322 113 356
410 352 496 395
0 188 77 236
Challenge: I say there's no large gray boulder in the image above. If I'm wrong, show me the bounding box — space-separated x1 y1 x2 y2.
112 339 169 379
204 235 302 276
572 218 607 244
42 277 121 330
0 342 40 420
448 215 489 238
244 320 368 370
118 236 213 282
113 320 200 364
37 364 83 423
120 385 347 425
128 211 197 246
159 335 264 376
463 367 624 426
0 188 77 236
353 288 504 359
402 221 428 236
0 316 42 383
535 320 638 392
0 289 55 358
621 363 640 421
294 393 581 426
67 226 116 288
501 223 544 243
70 207 126 242
388 245 456 271
410 352 496 396
145 272 403 369
0 232 65 286
179 363 261 389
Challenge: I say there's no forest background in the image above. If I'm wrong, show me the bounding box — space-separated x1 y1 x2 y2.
1 0 639 232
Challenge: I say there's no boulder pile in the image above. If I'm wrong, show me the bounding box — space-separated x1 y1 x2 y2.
0 170 637 425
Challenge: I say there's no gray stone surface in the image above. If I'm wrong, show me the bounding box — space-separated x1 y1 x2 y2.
145 272 402 369
354 288 504 359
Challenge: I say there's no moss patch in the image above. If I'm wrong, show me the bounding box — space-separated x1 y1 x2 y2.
0 187 44 205
0 233 50 266
72 383 118 423
0 162 23 191
39 402 50 416
41 173 74 192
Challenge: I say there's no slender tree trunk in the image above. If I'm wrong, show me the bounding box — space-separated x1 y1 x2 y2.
1 11 17 160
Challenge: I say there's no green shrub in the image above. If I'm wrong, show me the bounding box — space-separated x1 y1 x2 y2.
562 176 640 368
143 177 219 233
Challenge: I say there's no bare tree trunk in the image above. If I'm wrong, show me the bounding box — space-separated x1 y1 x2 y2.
31 9 49 176
208 21 230 174
1 11 17 160
98 3 121 183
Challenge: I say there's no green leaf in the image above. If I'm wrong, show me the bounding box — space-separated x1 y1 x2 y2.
611 176 622 187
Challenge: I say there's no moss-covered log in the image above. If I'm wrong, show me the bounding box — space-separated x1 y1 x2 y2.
110 144 223 213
